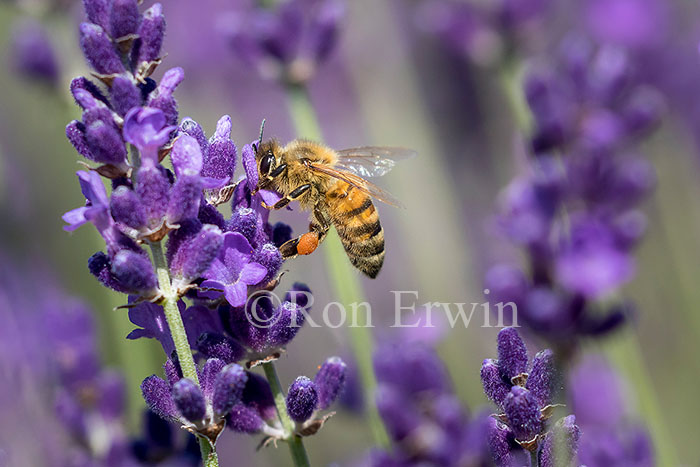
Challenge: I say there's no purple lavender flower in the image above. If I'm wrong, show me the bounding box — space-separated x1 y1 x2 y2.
200 232 268 307
123 106 176 165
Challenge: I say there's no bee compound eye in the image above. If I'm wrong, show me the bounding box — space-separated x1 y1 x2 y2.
260 152 275 175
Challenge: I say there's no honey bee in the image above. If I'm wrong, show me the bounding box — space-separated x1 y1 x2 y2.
251 129 414 278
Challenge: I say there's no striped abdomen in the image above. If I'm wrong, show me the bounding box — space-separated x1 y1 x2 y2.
327 182 385 278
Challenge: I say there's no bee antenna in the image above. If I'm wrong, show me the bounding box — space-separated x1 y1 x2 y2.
257 119 266 149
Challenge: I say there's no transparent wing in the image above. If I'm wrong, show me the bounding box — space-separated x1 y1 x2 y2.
335 146 416 178
308 161 404 208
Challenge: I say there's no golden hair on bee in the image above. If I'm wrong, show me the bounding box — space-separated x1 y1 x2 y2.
251 133 414 279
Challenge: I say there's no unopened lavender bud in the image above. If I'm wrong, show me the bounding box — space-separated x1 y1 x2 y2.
148 67 184 125
200 358 226 400
196 332 245 364
284 282 312 308
79 23 124 75
227 207 262 245
540 415 580 467
526 349 557 407
110 75 142 116
179 118 208 151
135 3 165 64
110 0 140 38
171 224 223 283
213 364 248 418
135 165 170 226
66 121 95 161
286 376 319 423
269 301 305 348
202 115 237 182
502 386 542 442
85 120 127 165
166 174 202 224
242 373 277 421
111 249 157 294
111 186 147 229
170 134 203 178
252 243 282 285
141 375 177 420
228 403 264 433
70 76 109 109
497 327 528 381
241 143 258 189
88 251 128 293
314 356 346 410
172 378 206 424
488 418 514 467
163 358 181 387
481 359 510 407
199 201 226 230
83 0 110 30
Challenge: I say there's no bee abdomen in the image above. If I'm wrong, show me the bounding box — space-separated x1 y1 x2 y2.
334 196 385 278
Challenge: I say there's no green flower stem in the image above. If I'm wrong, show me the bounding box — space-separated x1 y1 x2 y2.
148 241 220 467
284 82 390 448
262 361 310 467
199 442 219 467
498 56 532 134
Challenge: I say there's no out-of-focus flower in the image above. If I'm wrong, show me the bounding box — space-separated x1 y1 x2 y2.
415 0 551 66
220 0 346 84
10 19 59 84
570 355 654 466
584 0 669 50
371 340 493 466
487 38 662 347
0 254 197 465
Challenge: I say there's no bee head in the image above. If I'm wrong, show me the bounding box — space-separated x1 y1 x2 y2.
255 140 279 177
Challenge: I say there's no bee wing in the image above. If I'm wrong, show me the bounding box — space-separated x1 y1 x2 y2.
335 147 417 178
307 161 404 208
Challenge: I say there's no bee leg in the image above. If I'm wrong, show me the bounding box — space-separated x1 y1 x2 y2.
279 207 330 258
252 163 288 195
261 183 312 210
